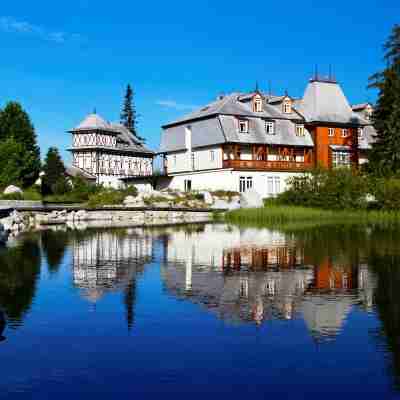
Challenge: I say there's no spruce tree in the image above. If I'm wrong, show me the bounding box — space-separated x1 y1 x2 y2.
42 147 69 195
368 25 400 176
120 84 145 142
0 102 41 186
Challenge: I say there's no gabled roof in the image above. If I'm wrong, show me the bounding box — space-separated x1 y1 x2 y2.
163 92 305 128
110 123 155 154
297 80 364 125
66 165 96 180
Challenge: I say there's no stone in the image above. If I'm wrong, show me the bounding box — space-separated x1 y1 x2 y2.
3 185 23 195
240 190 264 209
123 196 137 206
201 191 214 205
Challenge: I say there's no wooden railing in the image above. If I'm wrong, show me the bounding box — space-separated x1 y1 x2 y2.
223 159 314 172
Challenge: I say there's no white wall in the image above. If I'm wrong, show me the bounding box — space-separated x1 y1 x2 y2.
165 169 302 197
165 146 223 174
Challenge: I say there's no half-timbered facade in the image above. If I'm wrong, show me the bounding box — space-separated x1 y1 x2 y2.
68 113 155 188
159 77 375 197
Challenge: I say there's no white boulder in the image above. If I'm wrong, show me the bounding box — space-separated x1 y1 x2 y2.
240 190 264 209
201 191 214 205
3 185 23 195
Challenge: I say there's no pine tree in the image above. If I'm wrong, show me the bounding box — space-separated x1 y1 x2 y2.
120 84 145 142
42 147 69 195
0 102 41 186
368 25 400 176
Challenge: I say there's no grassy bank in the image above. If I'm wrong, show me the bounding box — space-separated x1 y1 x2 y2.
225 205 400 229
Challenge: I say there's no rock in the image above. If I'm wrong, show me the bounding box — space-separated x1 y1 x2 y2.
75 210 88 220
3 185 23 195
123 196 137 205
240 190 264 208
201 191 214 205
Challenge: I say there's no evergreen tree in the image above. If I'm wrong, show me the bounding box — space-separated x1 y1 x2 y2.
0 137 37 188
120 84 145 142
42 147 69 195
0 102 41 185
368 25 400 176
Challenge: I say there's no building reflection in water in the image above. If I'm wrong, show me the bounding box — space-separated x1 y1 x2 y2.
72 228 153 330
161 224 376 341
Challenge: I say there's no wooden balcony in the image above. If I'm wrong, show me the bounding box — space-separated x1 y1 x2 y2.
223 159 314 172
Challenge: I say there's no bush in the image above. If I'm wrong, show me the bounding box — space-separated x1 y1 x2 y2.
373 178 400 210
277 167 370 210
87 189 126 208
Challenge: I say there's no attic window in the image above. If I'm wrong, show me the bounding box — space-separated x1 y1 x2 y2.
254 97 263 112
342 129 349 138
283 99 292 114
265 121 275 135
295 124 305 137
328 128 335 137
238 119 249 133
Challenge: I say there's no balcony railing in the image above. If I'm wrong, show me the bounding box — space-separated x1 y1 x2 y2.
223 159 314 172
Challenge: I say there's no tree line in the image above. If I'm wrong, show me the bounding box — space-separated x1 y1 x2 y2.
0 84 141 195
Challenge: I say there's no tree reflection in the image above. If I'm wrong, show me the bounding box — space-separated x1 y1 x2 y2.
370 252 400 389
0 235 41 329
41 229 69 274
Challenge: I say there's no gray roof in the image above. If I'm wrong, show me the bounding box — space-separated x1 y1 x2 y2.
297 80 364 125
219 115 313 147
66 165 96 180
352 103 371 111
70 113 155 155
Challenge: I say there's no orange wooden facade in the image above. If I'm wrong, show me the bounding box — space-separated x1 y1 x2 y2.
307 125 359 168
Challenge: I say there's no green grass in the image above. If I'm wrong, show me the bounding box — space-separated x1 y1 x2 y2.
225 205 400 229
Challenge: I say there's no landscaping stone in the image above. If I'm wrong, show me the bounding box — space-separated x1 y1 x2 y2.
240 190 264 208
4 185 23 195
201 191 214 205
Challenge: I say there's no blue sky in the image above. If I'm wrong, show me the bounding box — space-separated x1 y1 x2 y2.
0 0 398 162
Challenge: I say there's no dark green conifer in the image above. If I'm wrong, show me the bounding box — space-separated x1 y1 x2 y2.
42 147 69 195
120 84 145 142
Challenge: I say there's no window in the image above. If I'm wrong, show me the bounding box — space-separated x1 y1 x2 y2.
328 128 335 137
210 150 215 162
265 121 275 135
296 124 305 137
358 127 364 138
342 128 349 138
254 97 263 112
274 177 281 194
267 177 274 196
283 100 292 114
173 155 177 166
184 179 192 192
191 152 195 170
332 151 351 168
239 176 253 193
238 119 249 133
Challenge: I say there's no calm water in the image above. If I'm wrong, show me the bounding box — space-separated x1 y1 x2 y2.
1 223 400 398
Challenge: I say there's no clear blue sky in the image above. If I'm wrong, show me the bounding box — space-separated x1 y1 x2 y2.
0 0 398 162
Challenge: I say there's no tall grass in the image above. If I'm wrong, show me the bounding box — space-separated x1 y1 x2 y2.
225 205 400 229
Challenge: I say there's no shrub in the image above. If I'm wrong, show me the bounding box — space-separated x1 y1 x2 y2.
373 178 400 210
277 167 370 210
87 189 126 208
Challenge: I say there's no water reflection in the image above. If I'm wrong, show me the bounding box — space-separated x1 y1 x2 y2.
0 234 41 329
71 228 153 330
161 224 376 341
3 223 400 396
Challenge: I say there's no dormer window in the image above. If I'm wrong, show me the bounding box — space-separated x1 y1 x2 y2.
254 96 263 112
342 128 349 138
265 121 275 135
328 128 335 137
365 106 373 120
358 127 364 138
283 99 292 114
295 124 305 137
238 119 249 133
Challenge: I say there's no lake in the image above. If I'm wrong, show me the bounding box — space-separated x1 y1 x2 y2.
1 222 400 399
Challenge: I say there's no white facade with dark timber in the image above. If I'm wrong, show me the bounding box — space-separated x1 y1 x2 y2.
68 113 155 189
159 78 376 197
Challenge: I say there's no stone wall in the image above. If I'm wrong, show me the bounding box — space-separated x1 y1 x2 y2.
0 200 43 208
